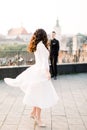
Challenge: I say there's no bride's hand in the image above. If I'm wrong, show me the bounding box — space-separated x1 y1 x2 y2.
46 71 51 80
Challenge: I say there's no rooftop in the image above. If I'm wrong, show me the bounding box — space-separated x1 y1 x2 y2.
0 73 87 130
8 26 29 36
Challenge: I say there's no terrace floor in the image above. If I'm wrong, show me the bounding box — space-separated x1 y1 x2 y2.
0 73 87 130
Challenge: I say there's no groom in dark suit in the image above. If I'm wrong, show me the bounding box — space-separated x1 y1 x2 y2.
50 31 60 80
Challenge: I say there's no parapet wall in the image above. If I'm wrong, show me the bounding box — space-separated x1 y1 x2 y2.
0 63 87 80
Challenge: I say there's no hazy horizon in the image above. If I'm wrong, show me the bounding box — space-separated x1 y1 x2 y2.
0 0 87 35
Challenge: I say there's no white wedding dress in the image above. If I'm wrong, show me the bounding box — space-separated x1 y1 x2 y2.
4 42 59 109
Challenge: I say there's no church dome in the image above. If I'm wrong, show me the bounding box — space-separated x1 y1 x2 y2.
8 26 29 36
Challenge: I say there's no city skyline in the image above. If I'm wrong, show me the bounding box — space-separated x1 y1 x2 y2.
0 0 87 35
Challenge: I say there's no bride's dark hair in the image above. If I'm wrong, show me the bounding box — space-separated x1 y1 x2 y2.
27 29 48 52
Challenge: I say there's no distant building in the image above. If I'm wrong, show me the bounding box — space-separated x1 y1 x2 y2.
82 43 87 51
61 35 69 51
7 26 32 42
53 18 68 51
72 35 78 54
53 18 61 41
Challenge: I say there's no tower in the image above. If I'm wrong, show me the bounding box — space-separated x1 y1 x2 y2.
53 18 61 40
72 35 78 55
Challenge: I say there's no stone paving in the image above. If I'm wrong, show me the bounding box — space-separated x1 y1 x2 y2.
0 73 87 130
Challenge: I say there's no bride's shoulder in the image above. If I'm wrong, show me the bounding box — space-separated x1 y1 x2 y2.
36 42 49 55
37 41 44 47
37 41 45 50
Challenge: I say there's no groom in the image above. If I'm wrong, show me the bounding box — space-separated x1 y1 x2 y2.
49 31 60 80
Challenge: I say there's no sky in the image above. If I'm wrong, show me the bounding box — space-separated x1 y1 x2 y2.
0 0 87 35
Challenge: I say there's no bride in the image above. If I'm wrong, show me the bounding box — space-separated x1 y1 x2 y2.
4 28 59 127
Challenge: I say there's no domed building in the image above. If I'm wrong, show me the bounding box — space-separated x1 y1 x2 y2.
7 26 32 42
8 26 29 36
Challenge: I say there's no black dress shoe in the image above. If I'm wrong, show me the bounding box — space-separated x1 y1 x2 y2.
54 76 57 80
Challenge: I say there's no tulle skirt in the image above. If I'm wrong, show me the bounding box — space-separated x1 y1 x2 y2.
4 64 59 109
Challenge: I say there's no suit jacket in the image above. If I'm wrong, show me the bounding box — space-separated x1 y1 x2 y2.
50 38 59 56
